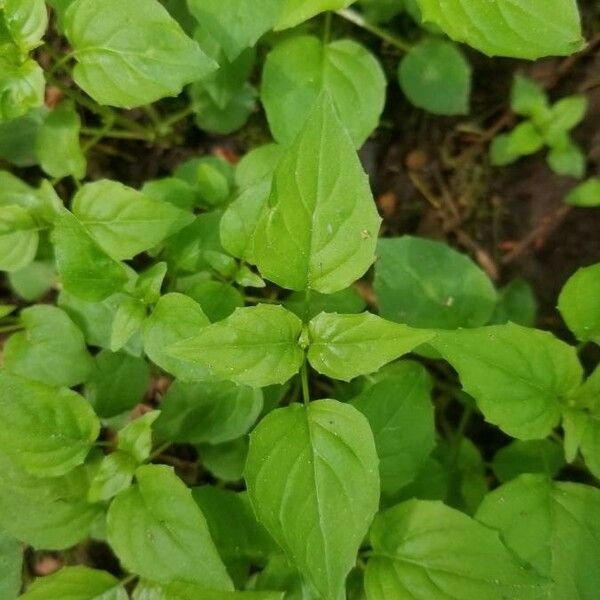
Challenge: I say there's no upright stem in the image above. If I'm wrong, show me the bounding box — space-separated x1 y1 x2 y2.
300 361 311 407
335 8 413 52
323 11 333 44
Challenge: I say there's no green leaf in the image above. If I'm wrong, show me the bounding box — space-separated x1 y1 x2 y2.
4 305 94 387
262 36 385 148
155 380 262 445
0 204 38 272
374 236 497 329
365 499 547 599
0 452 102 549
192 487 277 563
8 260 56 301
35 100 86 180
107 464 233 589
85 350 150 418
200 438 249 483
52 210 128 302
398 38 471 115
0 372 99 477
0 107 46 167
251 555 311 600
510 76 548 119
477 474 600 598
142 177 197 211
87 451 137 503
558 262 600 345
0 304 16 319
492 439 565 483
0 55 44 122
72 180 194 260
284 287 366 321
307 312 434 381
118 411 160 463
275 0 353 30
416 0 584 59
566 177 600 207
134 580 283 600
351 361 434 495
20 566 128 600
245 399 379 600
491 122 545 166
235 143 283 191
489 278 537 327
547 137 585 178
170 305 303 387
133 262 167 305
431 323 583 439
252 94 381 292
143 293 211 381
0 529 21 600
185 280 244 323
64 0 216 108
187 0 281 61
546 95 587 138
3 0 47 51
110 296 146 352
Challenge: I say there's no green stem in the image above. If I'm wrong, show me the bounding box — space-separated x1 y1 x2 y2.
146 441 171 462
300 361 311 406
323 11 333 44
81 126 150 142
335 8 412 52
0 324 23 334
163 103 198 127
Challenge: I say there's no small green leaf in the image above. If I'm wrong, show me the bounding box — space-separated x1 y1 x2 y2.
431 323 583 439
374 236 497 329
510 76 549 119
0 452 102 550
284 287 366 321
489 278 537 327
262 36 385 147
133 262 167 305
234 143 283 191
0 529 21 600
143 293 211 381
0 55 45 122
547 137 585 178
0 107 46 167
558 262 600 345
20 566 128 600
351 361 434 495
0 304 16 319
399 38 471 115
275 0 353 30
546 95 588 138
245 399 379 600
170 305 303 387
3 0 48 51
4 305 94 387
52 210 128 302
477 474 600 598
87 451 137 503
365 499 547 598
118 411 160 463
110 296 146 352
200 438 249 483
64 0 216 108
72 180 194 260
308 312 434 381
0 204 38 272
8 260 56 301
155 381 262 445
185 280 244 322
252 94 381 292
566 177 600 207
492 439 565 483
85 350 150 418
35 100 86 180
0 372 99 477
107 464 233 589
416 0 584 59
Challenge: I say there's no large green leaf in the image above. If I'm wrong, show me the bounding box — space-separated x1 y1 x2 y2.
0 204 39 272
170 304 303 388
245 399 379 600
107 465 232 590
307 312 434 381
20 567 128 600
558 262 600 346
261 36 385 148
52 210 128 302
365 499 547 599
477 474 600 598
3 0 48 52
155 380 262 444
251 95 381 293
351 362 434 494
0 372 99 477
0 452 102 550
374 236 497 329
398 38 471 115
35 100 86 180
415 0 584 59
431 324 583 439
143 293 211 381
4 305 94 387
0 529 21 600
63 0 216 107
72 180 194 260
